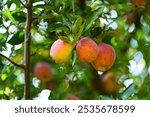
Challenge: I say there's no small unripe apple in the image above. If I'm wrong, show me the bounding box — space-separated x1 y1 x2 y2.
50 39 73 64
76 37 99 62
101 72 120 94
64 94 80 100
92 43 116 72
34 62 52 83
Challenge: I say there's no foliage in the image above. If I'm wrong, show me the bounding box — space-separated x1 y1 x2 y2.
0 0 150 100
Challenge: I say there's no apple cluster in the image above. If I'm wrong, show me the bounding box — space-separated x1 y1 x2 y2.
33 37 117 99
49 37 116 72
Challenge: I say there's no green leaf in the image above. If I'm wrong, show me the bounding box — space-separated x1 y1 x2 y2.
7 31 24 45
62 15 72 30
75 22 85 42
121 83 135 100
11 11 26 23
48 23 69 32
72 16 82 34
85 8 103 31
3 10 18 24
72 50 77 67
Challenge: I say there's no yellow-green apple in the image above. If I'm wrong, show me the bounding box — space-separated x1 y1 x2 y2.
50 39 73 63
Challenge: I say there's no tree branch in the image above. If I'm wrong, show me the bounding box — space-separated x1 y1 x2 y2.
24 0 32 100
18 0 27 8
0 53 25 69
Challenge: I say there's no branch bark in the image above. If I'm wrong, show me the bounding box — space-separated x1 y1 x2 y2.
24 0 32 99
0 53 25 69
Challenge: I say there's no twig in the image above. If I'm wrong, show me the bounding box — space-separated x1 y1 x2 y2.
0 53 25 69
72 0 75 24
18 0 27 8
24 0 32 99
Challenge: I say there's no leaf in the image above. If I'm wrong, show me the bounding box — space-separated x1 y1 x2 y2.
75 22 85 42
3 10 18 24
72 50 77 67
72 16 82 34
62 15 72 30
37 13 57 20
11 11 26 23
85 8 103 31
12 55 24 63
48 23 69 32
121 83 135 100
7 31 24 45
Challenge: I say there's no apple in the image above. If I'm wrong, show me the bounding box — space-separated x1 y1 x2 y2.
92 43 116 72
125 11 136 24
76 37 99 62
130 0 146 6
147 4 150 16
34 62 52 83
64 94 80 100
50 39 73 64
101 72 120 94
47 81 57 91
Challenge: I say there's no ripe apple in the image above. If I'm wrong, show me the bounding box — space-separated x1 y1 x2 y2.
64 94 80 100
101 72 120 94
47 81 57 91
50 39 73 64
125 11 136 24
34 62 52 83
130 0 146 6
147 4 150 16
76 37 99 62
92 43 116 72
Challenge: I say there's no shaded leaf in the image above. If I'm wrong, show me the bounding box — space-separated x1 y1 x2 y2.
122 83 135 100
48 23 69 32
7 31 24 45
72 16 82 34
85 8 103 31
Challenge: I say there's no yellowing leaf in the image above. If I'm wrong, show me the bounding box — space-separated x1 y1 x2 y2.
39 50 49 57
12 55 24 63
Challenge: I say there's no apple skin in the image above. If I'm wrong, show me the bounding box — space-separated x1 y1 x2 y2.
34 62 52 83
147 4 150 16
64 94 80 100
76 37 99 62
130 0 146 6
50 39 73 64
101 72 120 94
92 43 116 72
125 11 136 24
47 81 57 91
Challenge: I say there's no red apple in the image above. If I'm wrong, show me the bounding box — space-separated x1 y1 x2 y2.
64 94 80 100
76 37 99 62
92 43 116 72
101 72 120 94
34 62 52 83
